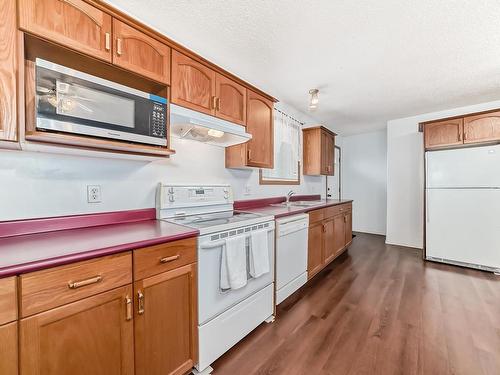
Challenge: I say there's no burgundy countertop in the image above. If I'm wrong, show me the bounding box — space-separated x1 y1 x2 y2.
0 218 198 278
238 199 353 219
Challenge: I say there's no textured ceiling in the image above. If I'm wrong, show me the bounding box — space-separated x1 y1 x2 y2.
106 0 500 135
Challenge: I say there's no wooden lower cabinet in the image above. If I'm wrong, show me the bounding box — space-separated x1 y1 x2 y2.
332 214 346 257
134 263 197 375
307 203 353 279
20 285 134 375
0 321 17 375
345 211 353 247
307 221 324 279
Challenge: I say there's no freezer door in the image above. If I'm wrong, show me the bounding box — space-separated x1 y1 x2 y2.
426 145 500 188
426 189 500 270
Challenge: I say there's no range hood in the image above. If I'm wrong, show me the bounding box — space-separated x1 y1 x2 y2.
170 103 251 147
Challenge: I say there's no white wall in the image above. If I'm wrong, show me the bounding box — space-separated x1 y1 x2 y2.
386 99 500 248
342 129 387 235
0 103 330 221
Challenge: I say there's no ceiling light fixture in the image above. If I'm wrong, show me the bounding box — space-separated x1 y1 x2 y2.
309 89 319 110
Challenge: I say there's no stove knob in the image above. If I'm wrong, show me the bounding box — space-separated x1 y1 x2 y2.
169 195 175 202
168 187 174 194
224 193 229 199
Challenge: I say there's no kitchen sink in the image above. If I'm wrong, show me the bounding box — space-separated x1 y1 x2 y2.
290 200 324 207
270 200 324 208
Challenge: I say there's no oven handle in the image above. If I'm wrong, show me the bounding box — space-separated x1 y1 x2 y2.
200 228 274 249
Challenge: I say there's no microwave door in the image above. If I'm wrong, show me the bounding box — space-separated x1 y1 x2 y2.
35 58 168 147
55 81 136 128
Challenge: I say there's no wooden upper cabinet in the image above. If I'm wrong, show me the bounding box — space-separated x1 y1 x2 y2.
20 285 134 375
215 73 246 125
0 0 17 142
424 118 463 149
134 263 197 375
225 90 274 169
303 126 336 176
463 111 500 144
18 0 112 62
113 19 171 84
321 130 335 175
245 90 274 168
171 50 216 115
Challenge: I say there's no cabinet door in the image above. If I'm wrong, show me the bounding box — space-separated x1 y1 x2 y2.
0 322 17 375
308 222 324 279
246 90 274 168
333 214 346 257
0 0 17 142
424 119 463 149
215 74 246 125
18 0 112 62
171 50 216 115
344 211 352 247
324 132 335 175
20 285 134 375
135 263 197 375
323 218 336 264
113 19 171 84
463 111 500 144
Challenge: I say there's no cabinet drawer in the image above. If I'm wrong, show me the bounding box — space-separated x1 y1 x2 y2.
308 208 325 224
133 238 197 280
325 203 351 218
0 277 17 325
20 252 132 317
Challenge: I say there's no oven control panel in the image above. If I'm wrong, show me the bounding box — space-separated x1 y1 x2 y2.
156 184 234 218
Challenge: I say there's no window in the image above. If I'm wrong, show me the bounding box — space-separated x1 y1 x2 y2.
260 110 301 185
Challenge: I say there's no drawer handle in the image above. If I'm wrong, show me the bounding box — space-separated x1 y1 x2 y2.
160 254 180 264
125 296 132 321
116 38 123 56
105 32 111 51
138 291 145 315
68 275 102 289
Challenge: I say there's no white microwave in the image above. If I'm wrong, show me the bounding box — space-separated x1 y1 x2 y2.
35 58 167 146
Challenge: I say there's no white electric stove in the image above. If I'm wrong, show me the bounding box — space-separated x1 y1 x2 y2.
156 184 275 375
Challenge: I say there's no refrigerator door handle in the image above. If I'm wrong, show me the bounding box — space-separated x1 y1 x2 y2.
426 194 430 223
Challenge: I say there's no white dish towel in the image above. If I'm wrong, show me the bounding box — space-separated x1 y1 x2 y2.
249 230 270 278
220 236 248 290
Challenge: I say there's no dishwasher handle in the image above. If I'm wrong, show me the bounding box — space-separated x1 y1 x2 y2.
277 218 309 237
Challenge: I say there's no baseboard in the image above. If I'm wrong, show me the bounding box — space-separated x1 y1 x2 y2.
353 229 386 236
385 239 423 251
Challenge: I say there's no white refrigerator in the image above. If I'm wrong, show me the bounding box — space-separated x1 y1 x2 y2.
426 144 500 274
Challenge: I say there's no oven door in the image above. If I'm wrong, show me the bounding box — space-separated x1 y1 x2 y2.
35 58 167 146
197 223 275 325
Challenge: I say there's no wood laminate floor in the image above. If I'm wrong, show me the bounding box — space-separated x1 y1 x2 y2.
212 233 500 375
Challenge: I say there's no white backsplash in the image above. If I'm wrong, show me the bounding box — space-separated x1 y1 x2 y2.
0 102 331 221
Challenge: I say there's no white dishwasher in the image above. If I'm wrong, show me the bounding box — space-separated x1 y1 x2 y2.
275 213 309 305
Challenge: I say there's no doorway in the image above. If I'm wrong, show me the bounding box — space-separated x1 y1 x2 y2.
327 146 341 199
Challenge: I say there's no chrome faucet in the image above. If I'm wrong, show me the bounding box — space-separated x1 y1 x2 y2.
285 190 295 204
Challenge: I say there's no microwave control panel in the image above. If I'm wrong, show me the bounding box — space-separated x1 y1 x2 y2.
151 102 166 138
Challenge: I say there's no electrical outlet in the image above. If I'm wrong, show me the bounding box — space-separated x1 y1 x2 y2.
244 184 252 196
87 185 102 203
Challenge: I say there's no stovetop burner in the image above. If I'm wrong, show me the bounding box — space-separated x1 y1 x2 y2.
168 211 262 230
